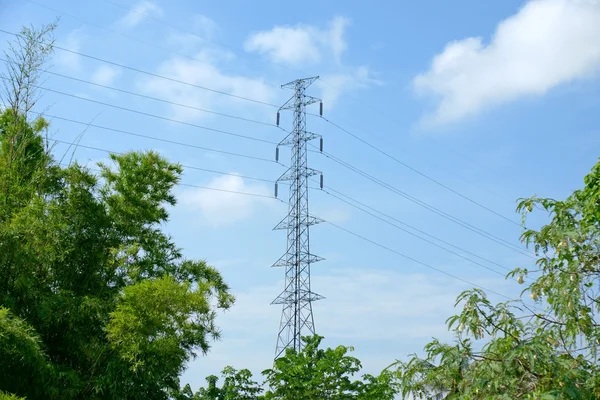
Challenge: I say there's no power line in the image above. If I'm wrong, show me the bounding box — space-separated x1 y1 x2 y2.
310 112 509 202
48 68 276 127
0 28 280 108
0 55 277 128
325 220 513 301
30 110 279 164
314 77 532 196
312 145 536 259
317 115 522 228
315 182 514 274
51 139 282 197
4 78 278 145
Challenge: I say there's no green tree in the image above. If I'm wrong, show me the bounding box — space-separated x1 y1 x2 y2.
0 25 234 399
395 158 600 399
262 335 397 400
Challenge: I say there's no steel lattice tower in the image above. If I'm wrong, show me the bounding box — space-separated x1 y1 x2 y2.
272 76 324 360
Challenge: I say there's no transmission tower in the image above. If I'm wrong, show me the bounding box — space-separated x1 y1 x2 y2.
272 76 324 360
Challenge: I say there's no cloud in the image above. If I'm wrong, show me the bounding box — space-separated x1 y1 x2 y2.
179 175 273 227
117 0 163 29
244 16 351 66
90 65 121 86
137 49 275 122
414 0 600 126
54 29 84 72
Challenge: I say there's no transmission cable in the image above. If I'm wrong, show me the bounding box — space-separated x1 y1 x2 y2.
0 29 280 108
0 55 277 128
311 145 535 259
28 110 279 164
325 220 514 301
316 115 522 228
51 139 282 198
2 78 278 145
314 76 533 196
313 181 515 274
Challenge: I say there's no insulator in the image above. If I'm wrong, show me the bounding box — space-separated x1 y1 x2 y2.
274 183 278 198
319 137 323 152
319 102 323 116
276 112 280 126
275 147 279 162
320 174 324 189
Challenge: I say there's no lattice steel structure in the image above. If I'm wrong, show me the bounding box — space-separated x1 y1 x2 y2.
272 76 324 360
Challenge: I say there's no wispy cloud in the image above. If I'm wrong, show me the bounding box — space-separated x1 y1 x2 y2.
136 47 275 122
117 0 163 29
414 0 600 126
244 16 351 67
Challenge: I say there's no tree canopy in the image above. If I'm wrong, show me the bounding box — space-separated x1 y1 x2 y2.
0 24 234 400
394 159 600 399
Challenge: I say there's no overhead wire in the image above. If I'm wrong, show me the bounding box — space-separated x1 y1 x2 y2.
315 114 523 228
325 220 514 301
28 110 279 164
312 78 534 197
313 181 515 274
0 55 279 129
310 145 536 258
51 139 283 199
0 29 280 108
0 78 278 145
48 69 276 127
309 112 509 201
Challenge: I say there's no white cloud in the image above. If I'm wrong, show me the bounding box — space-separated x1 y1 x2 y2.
137 49 275 122
118 0 163 29
414 0 600 126
179 175 273 227
90 65 121 86
54 29 84 72
244 16 351 66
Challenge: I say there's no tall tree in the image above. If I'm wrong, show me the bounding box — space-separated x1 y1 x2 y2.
395 159 600 399
0 25 234 399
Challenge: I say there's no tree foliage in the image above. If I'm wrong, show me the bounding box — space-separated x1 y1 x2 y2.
183 335 398 400
395 159 600 399
0 25 233 399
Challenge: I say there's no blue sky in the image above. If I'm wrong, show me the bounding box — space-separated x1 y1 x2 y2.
2 0 600 391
